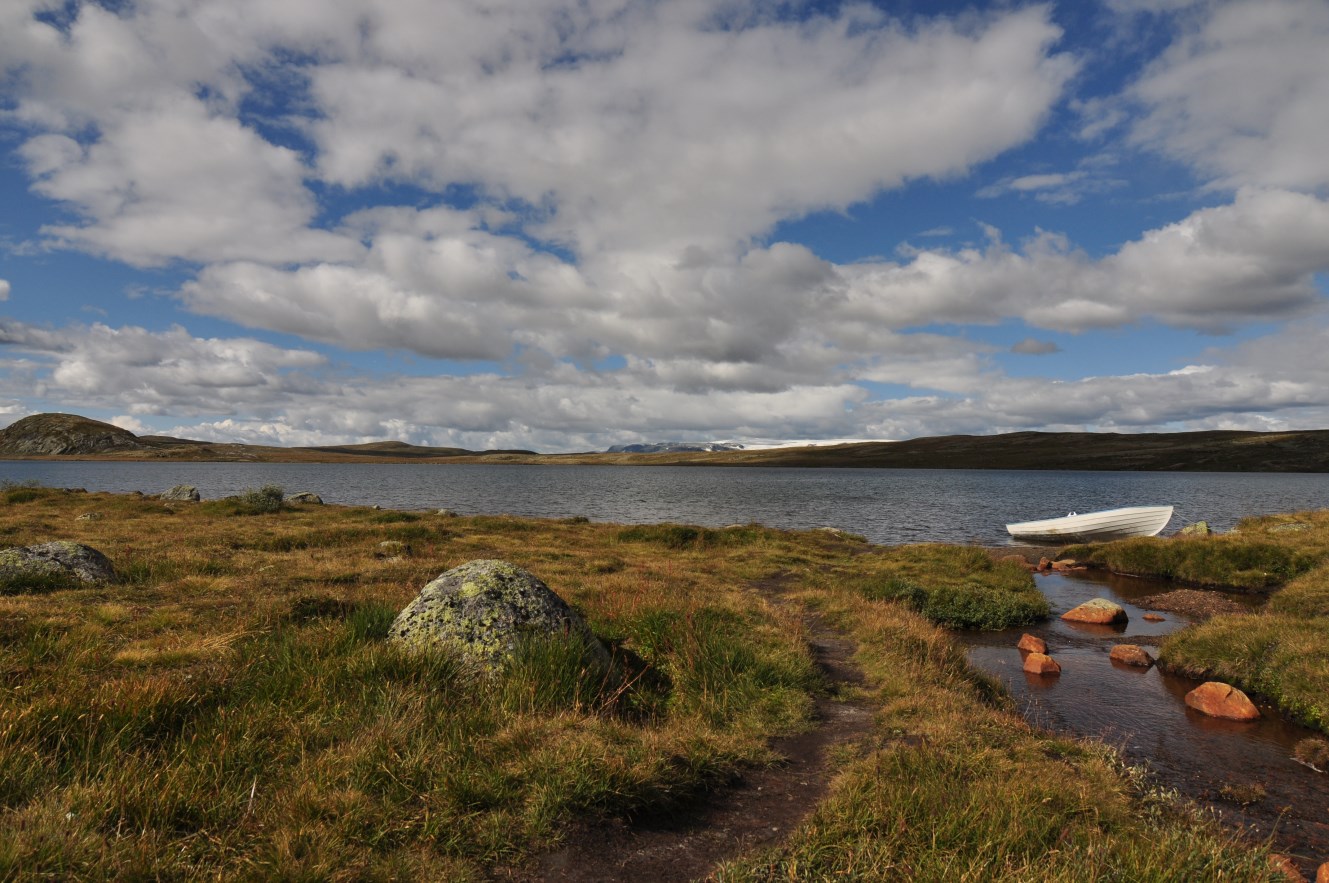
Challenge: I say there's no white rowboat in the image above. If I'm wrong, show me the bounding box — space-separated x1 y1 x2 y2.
1005 505 1174 543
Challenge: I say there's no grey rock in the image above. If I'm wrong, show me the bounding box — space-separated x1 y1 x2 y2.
0 541 116 591
159 485 200 502
1270 522 1310 533
75 512 103 521
287 492 323 505
389 559 609 671
436 508 459 517
376 540 411 559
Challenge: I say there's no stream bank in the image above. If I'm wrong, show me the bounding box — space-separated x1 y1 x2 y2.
960 570 1329 876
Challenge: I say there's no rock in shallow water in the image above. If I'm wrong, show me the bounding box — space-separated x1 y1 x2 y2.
1061 597 1128 625
388 559 610 671
1109 644 1155 668
1023 652 1061 676
1184 681 1261 721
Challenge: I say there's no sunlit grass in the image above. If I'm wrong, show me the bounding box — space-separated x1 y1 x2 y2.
0 490 1282 878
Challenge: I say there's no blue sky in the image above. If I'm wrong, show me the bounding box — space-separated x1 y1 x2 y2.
1 0 1327 451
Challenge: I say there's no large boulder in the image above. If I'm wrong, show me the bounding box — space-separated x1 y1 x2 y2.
1184 682 1261 721
288 492 323 505
1061 598 1128 625
159 485 200 502
389 560 610 671
0 541 116 592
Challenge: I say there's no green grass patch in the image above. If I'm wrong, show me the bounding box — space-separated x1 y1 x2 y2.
836 544 1049 629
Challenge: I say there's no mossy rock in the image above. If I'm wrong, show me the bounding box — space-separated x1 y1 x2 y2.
388 559 609 672
0 540 116 594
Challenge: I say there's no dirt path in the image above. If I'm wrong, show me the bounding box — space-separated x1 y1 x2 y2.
501 581 873 882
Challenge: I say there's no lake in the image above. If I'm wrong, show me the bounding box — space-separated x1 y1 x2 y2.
3 461 1327 545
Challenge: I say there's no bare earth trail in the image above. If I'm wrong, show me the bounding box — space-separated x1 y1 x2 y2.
501 577 875 882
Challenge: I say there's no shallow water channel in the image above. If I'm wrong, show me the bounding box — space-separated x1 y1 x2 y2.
959 571 1329 870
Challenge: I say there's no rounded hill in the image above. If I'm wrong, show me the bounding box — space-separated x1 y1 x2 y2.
0 413 146 456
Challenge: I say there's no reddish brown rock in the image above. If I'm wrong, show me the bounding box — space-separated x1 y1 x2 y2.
1061 598 1128 625
1268 854 1305 882
1109 644 1155 667
1050 558 1083 572
1037 557 1053 572
1023 652 1061 676
1184 682 1262 721
1142 613 1165 622
1017 633 1046 653
1316 861 1328 883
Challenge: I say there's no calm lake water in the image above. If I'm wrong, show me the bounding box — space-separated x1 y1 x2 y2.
2 461 1327 545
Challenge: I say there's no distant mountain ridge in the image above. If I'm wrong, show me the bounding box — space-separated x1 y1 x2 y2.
1 413 1327 471
605 442 743 453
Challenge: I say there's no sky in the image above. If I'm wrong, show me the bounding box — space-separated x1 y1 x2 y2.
1 0 1327 453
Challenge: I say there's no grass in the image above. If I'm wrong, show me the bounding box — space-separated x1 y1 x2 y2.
0 491 1286 879
1061 509 1329 734
827 543 1049 629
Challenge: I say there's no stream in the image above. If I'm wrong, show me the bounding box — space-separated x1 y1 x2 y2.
959 571 1329 873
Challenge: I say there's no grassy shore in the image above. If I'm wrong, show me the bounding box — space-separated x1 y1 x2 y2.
0 488 1284 879
1064 509 1329 733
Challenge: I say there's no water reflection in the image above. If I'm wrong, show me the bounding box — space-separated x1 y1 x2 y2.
959 572 1329 866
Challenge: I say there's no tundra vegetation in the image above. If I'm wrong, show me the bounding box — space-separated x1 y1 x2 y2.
1064 509 1329 733
0 487 1283 879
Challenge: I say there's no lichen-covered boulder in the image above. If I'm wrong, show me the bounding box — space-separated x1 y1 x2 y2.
1178 521 1211 537
0 541 116 592
287 492 323 505
160 485 200 502
389 560 609 671
1061 598 1128 625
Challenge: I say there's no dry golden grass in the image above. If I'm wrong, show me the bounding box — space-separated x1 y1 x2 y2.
0 488 1284 879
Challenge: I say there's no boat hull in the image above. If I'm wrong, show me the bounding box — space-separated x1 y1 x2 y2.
1006 505 1174 544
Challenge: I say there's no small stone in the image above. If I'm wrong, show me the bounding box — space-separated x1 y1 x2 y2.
1315 860 1328 883
376 540 411 559
1017 633 1047 654
1023 652 1061 676
1061 598 1128 625
1050 558 1082 572
1109 644 1155 667
1142 613 1165 622
436 509 459 517
1185 682 1261 721
1037 557 1053 572
75 512 103 521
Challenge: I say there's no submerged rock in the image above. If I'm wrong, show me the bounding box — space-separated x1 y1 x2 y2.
1017 633 1046 654
0 541 116 591
1023 652 1061 676
1061 598 1128 625
159 484 200 502
1109 644 1155 668
1184 682 1261 721
389 559 610 671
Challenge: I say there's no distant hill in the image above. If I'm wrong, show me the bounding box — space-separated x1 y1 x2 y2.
0 413 146 456
1 413 1326 471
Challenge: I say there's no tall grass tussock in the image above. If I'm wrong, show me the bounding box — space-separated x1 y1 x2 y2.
0 489 1288 879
